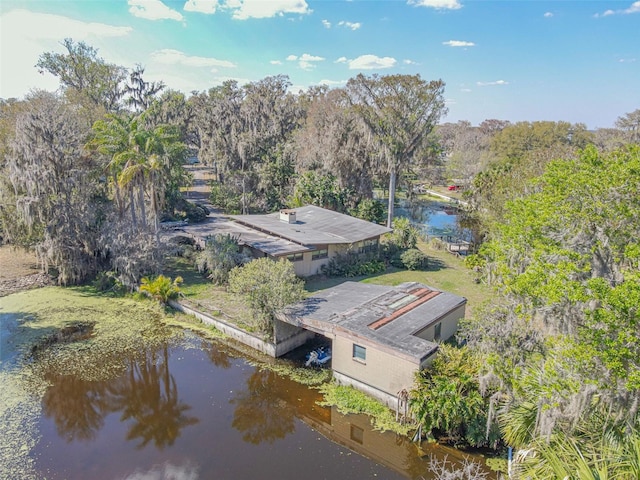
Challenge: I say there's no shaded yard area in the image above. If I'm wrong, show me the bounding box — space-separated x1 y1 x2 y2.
161 256 257 333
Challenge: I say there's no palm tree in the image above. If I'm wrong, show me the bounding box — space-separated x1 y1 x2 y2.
88 113 186 235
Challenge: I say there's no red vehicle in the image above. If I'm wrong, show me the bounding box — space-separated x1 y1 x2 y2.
448 185 463 191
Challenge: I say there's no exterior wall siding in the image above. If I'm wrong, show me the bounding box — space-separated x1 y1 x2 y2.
287 243 358 277
413 304 465 342
331 334 419 399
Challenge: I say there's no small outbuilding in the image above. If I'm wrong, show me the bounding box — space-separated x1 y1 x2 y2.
279 281 467 410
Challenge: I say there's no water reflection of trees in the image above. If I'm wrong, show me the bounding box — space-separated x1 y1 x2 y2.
202 341 231 369
42 374 111 442
41 343 198 448
110 345 199 449
230 369 295 444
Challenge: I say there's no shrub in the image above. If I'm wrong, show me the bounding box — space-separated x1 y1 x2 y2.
401 248 428 270
228 258 305 336
321 252 386 277
139 274 183 303
351 198 386 224
210 182 242 213
195 234 250 285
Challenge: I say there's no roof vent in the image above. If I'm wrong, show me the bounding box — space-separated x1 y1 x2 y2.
279 209 297 224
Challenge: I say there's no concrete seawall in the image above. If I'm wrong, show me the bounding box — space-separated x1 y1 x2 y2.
168 300 315 357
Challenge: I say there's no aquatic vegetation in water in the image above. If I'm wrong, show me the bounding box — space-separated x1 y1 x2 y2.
318 383 412 436
0 286 185 479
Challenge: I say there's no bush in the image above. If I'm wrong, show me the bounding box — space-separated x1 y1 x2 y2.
210 182 242 213
321 252 386 277
228 258 305 336
195 234 250 285
139 274 183 303
390 217 420 250
401 248 428 270
351 198 386 224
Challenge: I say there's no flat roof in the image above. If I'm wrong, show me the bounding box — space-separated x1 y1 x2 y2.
280 282 467 363
230 205 392 246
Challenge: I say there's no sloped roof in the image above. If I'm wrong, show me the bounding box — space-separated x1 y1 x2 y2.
230 205 391 246
280 282 467 363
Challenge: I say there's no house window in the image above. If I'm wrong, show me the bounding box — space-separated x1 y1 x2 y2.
358 238 378 254
286 252 303 262
350 425 364 444
312 248 328 260
434 322 442 342
353 344 366 362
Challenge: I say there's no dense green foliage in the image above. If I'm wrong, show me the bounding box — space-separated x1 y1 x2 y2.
411 345 500 448
228 258 305 336
399 248 428 270
460 145 640 474
194 234 249 285
140 274 183 303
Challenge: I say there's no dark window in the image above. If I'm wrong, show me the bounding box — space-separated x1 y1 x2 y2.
434 322 442 342
286 252 303 262
353 344 366 362
358 238 378 254
312 248 328 260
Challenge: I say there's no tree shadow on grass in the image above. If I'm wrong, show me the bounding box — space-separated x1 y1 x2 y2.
425 256 448 272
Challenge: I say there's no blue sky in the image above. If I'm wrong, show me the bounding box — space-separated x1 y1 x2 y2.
1 0 638 128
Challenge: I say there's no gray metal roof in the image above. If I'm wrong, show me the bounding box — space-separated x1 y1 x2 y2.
166 212 311 256
230 205 392 246
281 282 467 363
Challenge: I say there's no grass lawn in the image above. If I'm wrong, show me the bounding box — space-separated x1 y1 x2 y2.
162 239 493 326
161 256 257 332
305 241 493 319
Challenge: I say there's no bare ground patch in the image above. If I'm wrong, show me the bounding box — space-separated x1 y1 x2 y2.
0 246 52 297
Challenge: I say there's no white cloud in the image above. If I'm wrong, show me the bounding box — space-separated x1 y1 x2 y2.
594 1 640 17
128 0 184 21
403 59 419 65
318 79 347 86
338 20 361 30
443 40 475 47
460 88 472 92
322 19 331 28
619 58 637 63
0 9 133 98
544 12 553 18
335 56 348 63
150 49 236 68
347 54 396 70
477 80 509 86
184 0 219 14
286 52 325 70
223 0 312 20
270 60 283 65
408 0 462 10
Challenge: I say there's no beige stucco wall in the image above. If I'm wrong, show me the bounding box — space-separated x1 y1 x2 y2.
332 334 419 398
414 304 465 343
287 243 350 277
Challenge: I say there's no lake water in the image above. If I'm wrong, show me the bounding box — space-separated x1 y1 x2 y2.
394 199 464 239
26 332 483 480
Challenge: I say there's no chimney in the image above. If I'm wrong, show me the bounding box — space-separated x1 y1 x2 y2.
279 209 296 224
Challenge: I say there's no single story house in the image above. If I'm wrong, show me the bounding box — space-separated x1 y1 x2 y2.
230 205 391 277
278 281 467 410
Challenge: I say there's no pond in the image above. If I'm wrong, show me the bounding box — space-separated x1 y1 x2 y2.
1 288 492 480
394 199 466 239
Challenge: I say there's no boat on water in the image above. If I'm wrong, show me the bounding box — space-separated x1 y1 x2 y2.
305 346 331 367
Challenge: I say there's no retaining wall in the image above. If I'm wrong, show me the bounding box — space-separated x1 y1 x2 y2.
168 300 314 357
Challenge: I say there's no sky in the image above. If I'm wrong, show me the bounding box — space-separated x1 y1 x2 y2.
0 0 638 128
